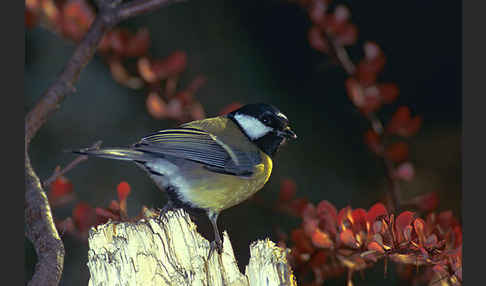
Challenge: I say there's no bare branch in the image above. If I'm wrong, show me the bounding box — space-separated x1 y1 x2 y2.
42 141 103 188
25 155 65 286
25 1 185 285
322 31 401 212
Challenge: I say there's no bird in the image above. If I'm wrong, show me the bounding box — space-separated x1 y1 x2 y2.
73 103 296 257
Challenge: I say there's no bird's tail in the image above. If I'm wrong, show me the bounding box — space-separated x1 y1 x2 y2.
72 146 152 162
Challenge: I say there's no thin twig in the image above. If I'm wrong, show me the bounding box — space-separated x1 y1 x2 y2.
25 1 184 285
42 141 103 188
321 31 401 212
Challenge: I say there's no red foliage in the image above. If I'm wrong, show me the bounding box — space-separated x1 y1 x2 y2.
72 202 97 234
410 192 440 212
51 179 148 242
117 181 131 202
48 176 76 207
279 178 298 202
385 142 409 163
386 106 423 137
279 195 462 285
26 0 208 123
50 176 73 198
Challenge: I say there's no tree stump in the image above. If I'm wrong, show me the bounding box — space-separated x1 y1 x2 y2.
87 208 296 286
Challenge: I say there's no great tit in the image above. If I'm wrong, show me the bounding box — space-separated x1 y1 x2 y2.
73 103 296 256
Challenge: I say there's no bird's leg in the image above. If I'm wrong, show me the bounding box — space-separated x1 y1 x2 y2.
207 211 222 260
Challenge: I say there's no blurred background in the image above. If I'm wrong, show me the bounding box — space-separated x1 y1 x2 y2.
25 0 461 285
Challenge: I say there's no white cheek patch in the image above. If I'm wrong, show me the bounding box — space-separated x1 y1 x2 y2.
234 113 273 140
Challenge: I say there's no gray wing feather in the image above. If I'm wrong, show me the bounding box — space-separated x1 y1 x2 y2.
133 128 260 175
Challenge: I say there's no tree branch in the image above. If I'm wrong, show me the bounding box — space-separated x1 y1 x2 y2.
322 31 401 212
25 1 184 285
42 141 103 188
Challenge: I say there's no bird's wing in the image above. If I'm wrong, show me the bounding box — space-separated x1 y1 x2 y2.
133 127 259 176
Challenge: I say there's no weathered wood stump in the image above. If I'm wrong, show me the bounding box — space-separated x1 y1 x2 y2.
87 208 296 286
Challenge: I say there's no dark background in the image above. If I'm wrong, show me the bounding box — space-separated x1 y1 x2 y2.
25 0 461 285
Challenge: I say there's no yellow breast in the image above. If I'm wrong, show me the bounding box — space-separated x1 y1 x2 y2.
181 151 273 213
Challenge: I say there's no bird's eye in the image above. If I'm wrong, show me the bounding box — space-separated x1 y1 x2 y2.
261 115 272 125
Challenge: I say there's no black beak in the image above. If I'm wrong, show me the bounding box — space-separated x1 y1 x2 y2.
278 126 297 139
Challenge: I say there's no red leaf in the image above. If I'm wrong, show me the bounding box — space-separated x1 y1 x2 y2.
308 25 329 53
303 218 319 237
138 57 157 83
386 106 422 137
311 229 333 249
309 250 328 268
424 233 438 248
367 241 385 253
355 42 386 86
291 228 315 253
403 225 413 241
317 200 338 235
189 102 206 121
378 83 400 104
117 181 131 202
372 220 383 234
336 23 357 46
345 77 365 108
50 176 73 198
279 179 297 202
334 5 350 22
337 206 352 229
394 162 415 181
438 210 458 229
61 0 95 42
396 211 415 234
124 28 150 57
401 116 422 137
109 29 131 56
364 129 382 154
410 192 439 212
154 51 187 77
363 42 382 61
166 98 184 119
73 202 97 233
351 208 367 232
146 92 167 119
302 203 317 221
25 9 38 29
339 229 358 248
289 198 310 217
385 142 409 163
387 106 411 131
453 225 463 248
316 200 338 221
360 86 383 114
366 203 388 225
308 0 327 25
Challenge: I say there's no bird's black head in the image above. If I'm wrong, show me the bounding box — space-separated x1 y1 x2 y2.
227 103 297 156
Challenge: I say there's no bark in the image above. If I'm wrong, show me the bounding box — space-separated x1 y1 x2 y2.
25 1 185 285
